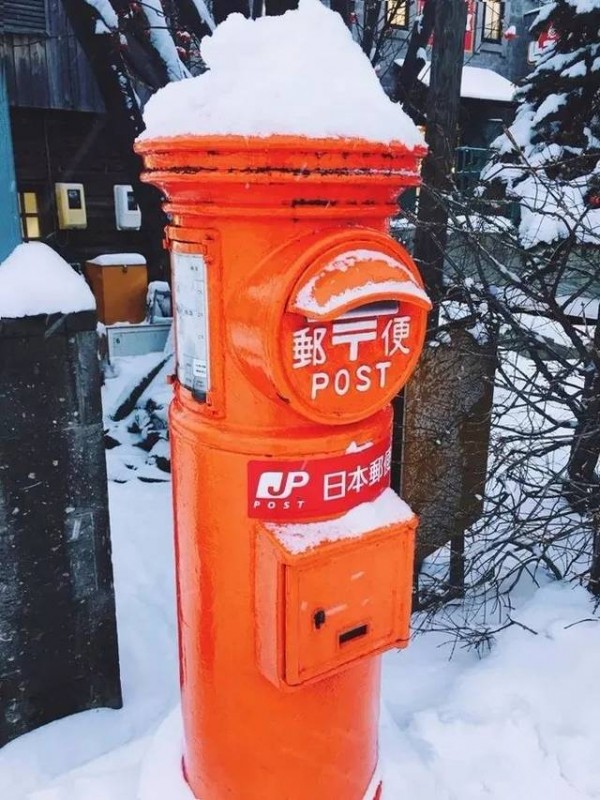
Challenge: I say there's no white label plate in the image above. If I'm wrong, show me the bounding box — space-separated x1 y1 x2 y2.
172 252 210 396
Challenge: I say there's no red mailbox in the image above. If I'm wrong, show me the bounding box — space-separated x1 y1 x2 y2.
136 134 429 800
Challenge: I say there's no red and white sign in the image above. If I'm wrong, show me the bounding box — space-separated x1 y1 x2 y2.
281 304 425 423
291 312 412 398
273 242 430 425
528 21 559 64
248 436 392 521
417 0 476 53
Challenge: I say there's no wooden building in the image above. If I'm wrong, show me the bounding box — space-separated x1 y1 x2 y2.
1 0 147 268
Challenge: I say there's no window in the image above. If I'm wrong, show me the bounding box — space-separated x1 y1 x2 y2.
388 0 408 29
18 191 42 241
4 0 47 35
482 0 505 42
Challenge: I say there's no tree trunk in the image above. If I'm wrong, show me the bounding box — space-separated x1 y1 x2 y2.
589 512 600 597
264 0 298 14
413 0 466 321
330 0 353 27
361 0 380 59
393 0 436 111
60 0 169 281
397 0 467 604
213 0 251 23
566 318 600 511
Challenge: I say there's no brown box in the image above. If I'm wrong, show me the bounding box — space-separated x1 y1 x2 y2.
85 254 147 325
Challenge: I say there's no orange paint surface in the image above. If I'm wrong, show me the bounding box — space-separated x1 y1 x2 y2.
136 135 427 800
256 517 417 687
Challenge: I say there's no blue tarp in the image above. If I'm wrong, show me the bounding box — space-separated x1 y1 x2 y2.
0 63 21 263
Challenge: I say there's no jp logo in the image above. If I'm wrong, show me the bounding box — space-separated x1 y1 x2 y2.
252 471 310 513
255 471 309 499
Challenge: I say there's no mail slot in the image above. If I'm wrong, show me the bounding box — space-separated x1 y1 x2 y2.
256 490 417 687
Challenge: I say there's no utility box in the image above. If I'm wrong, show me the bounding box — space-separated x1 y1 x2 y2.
114 184 142 231
55 182 87 229
85 253 148 324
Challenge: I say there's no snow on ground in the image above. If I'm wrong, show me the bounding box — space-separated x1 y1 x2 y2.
382 581 600 799
1 353 599 800
0 480 178 800
140 0 424 146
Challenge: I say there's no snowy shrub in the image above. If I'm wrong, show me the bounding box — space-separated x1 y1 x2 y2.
481 0 600 248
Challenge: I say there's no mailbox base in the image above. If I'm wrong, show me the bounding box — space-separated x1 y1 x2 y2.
361 765 383 800
171 399 394 800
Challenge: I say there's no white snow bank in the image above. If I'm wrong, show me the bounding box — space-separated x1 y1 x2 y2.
141 0 424 146
87 253 147 266
0 243 95 319
3 462 600 800
514 174 600 249
567 0 600 12
267 488 414 554
138 709 193 800
382 581 600 799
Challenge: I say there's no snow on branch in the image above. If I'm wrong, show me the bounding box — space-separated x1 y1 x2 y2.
84 0 119 30
140 0 192 81
189 0 215 32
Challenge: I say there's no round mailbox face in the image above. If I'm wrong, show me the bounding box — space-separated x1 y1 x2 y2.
274 245 431 425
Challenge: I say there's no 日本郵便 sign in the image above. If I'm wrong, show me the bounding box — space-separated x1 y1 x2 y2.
248 435 392 520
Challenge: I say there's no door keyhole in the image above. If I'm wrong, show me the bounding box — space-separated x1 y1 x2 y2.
313 609 326 630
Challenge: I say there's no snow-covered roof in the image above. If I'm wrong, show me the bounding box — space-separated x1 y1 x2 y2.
395 60 516 103
0 242 95 319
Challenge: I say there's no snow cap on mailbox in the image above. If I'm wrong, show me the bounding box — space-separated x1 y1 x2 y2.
140 0 426 144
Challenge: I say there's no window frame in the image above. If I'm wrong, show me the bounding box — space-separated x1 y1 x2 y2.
482 0 505 43
17 189 43 242
387 0 409 30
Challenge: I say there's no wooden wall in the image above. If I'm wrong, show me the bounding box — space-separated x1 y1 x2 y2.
10 107 147 267
1 0 104 112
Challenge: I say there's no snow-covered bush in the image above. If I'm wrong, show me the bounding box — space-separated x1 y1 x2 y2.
481 0 600 248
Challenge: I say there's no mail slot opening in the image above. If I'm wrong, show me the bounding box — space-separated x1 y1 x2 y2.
306 300 399 323
339 624 369 645
340 301 399 319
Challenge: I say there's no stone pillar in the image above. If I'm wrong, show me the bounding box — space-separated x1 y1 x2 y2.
0 309 122 746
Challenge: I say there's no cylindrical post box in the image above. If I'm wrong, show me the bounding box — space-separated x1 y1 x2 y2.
136 135 429 800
